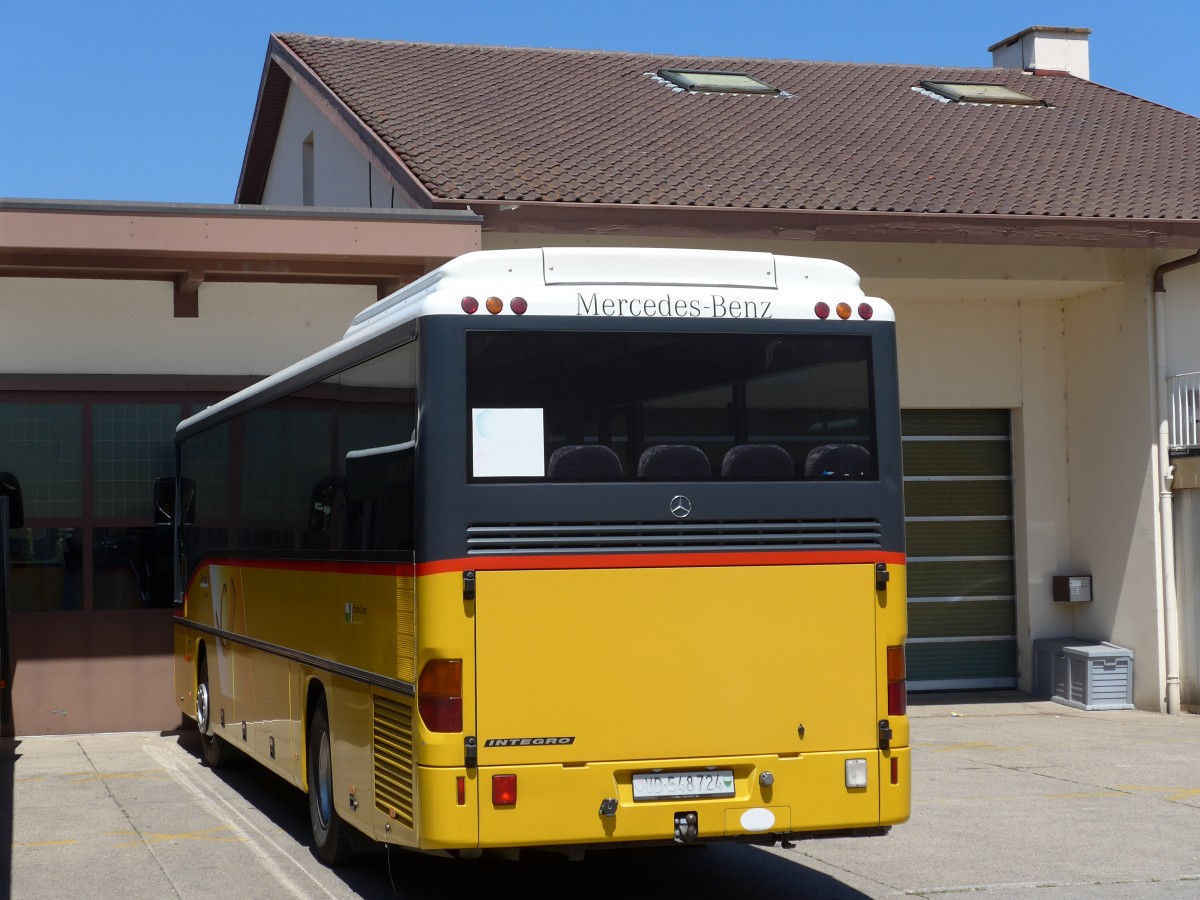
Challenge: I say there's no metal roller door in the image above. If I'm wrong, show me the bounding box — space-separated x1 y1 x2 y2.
903 410 1017 690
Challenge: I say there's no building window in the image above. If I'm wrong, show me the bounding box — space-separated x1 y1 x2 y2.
0 393 222 613
920 81 1045 106
302 133 315 206
657 68 779 95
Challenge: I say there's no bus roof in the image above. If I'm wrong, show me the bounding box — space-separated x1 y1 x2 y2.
344 247 890 338
178 247 891 439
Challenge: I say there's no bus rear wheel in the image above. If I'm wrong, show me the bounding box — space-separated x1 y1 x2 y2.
308 695 355 866
196 653 231 768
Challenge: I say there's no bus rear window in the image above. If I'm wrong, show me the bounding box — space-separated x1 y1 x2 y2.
466 330 877 481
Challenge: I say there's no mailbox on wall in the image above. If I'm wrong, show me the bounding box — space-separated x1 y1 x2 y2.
1053 575 1093 603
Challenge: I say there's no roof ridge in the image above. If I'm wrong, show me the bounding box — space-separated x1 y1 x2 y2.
271 32 1021 73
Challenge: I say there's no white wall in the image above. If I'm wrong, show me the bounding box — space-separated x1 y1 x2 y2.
1161 258 1200 709
261 88 401 209
1062 269 1162 708
0 278 374 376
1163 263 1200 377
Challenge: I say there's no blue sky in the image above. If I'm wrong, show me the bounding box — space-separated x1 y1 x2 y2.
3 1 1198 204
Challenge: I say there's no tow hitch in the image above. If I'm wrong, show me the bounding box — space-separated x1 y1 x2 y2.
674 811 698 844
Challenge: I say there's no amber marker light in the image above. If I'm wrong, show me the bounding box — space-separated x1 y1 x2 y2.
485 296 504 314
417 659 463 732
836 302 852 320
461 296 479 314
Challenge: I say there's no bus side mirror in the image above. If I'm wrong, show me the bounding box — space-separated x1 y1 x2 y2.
153 477 196 525
0 472 23 529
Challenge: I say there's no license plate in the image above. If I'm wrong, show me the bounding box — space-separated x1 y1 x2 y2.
631 769 735 801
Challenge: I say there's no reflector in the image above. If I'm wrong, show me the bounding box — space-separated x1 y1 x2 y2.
492 774 517 806
486 296 504 314
461 296 479 314
858 303 874 320
510 297 528 315
836 302 852 320
887 645 907 716
814 302 830 319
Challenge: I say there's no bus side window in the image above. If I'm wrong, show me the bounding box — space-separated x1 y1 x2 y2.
345 444 415 553
636 444 711 480
309 477 348 533
804 443 871 480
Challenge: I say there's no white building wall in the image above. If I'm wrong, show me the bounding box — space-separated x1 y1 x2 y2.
0 278 374 376
1062 268 1163 709
1160 260 1200 709
261 88 400 209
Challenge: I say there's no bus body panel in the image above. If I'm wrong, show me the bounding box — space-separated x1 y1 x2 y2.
475 562 880 766
167 248 908 856
470 750 891 848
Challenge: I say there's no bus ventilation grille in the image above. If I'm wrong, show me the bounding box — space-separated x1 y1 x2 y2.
466 519 882 555
372 694 415 828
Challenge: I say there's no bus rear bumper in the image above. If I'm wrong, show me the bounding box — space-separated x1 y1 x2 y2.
414 747 909 851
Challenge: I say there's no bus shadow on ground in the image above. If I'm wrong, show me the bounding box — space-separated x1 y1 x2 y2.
173 734 873 900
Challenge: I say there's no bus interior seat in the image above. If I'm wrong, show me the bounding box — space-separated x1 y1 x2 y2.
547 445 623 480
637 444 711 479
720 443 795 478
804 443 871 479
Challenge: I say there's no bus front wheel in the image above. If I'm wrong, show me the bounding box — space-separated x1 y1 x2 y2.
307 695 355 866
196 653 231 768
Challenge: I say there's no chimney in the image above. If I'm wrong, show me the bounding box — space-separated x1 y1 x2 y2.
988 26 1091 79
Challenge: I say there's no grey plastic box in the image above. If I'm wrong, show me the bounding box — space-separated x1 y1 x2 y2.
1032 638 1133 711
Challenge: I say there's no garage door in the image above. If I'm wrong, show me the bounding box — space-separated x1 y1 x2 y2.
903 410 1017 690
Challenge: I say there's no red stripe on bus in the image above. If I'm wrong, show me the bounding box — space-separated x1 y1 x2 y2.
416 549 906 576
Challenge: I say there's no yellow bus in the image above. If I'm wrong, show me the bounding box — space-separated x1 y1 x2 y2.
163 247 908 864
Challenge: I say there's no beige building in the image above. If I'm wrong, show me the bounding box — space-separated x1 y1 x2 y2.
0 202 480 733
5 25 1200 733
231 27 1200 712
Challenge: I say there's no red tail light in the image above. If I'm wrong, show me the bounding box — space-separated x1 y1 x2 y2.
418 659 463 732
492 774 517 806
887 645 907 716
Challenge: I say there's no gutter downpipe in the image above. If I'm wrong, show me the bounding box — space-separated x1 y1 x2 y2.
1153 251 1200 714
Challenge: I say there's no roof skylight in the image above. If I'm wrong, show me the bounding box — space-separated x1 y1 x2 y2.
658 68 779 95
921 81 1045 106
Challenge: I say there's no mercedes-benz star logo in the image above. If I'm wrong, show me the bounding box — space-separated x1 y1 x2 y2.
669 495 692 518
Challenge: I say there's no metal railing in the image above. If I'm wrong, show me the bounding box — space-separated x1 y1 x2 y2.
1170 372 1200 452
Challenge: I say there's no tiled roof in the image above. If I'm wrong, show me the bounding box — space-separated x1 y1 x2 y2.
270 34 1200 220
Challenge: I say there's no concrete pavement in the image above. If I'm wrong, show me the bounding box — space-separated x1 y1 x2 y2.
3 692 1200 898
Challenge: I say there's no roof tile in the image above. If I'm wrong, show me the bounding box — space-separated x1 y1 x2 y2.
274 34 1200 220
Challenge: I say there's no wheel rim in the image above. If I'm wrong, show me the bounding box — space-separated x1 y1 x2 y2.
196 682 210 734
316 728 333 828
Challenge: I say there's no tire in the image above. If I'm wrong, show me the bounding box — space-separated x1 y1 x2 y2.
196 653 232 768
308 695 355 866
